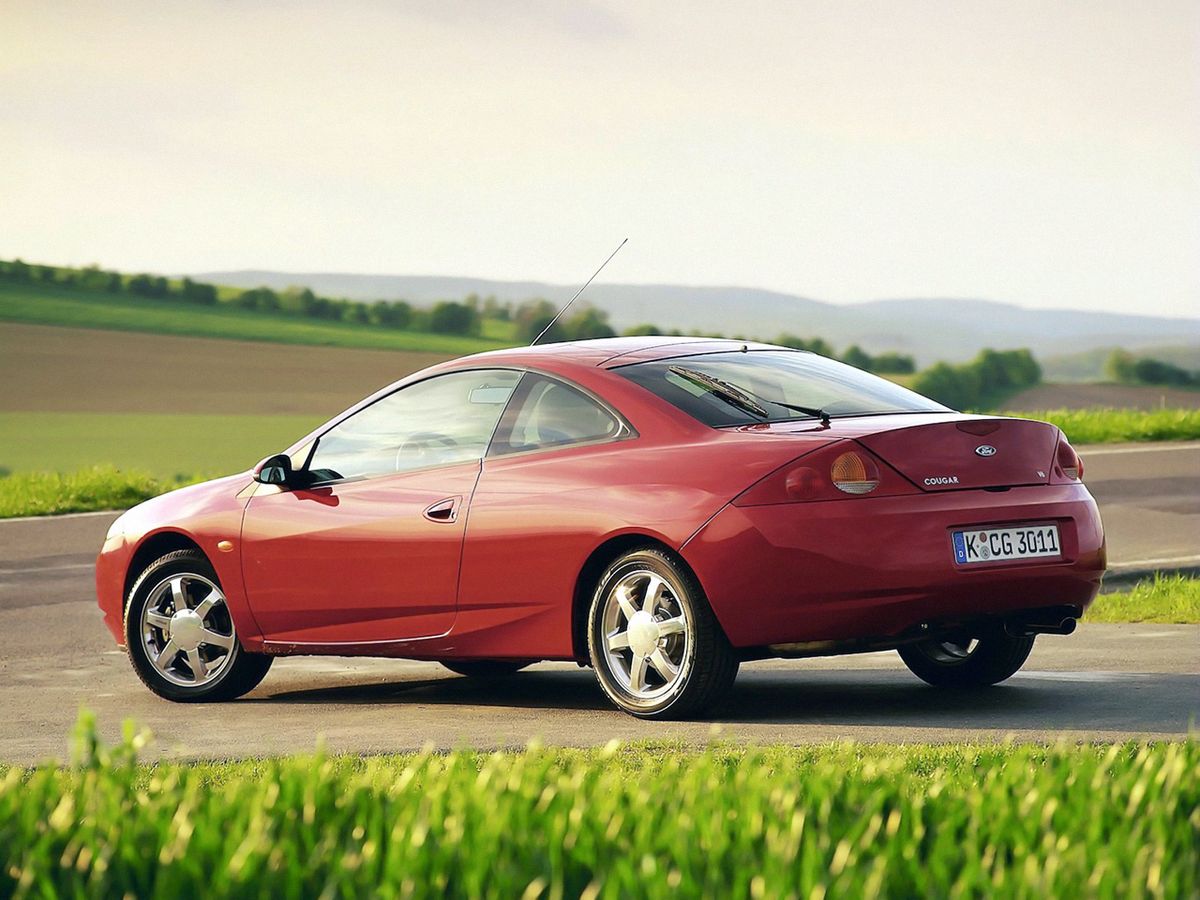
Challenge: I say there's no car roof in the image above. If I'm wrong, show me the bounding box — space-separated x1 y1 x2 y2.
451 335 791 371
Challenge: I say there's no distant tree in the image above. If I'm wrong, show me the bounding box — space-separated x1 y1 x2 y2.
1132 358 1195 387
5 259 31 281
776 333 833 356
869 352 916 375
841 345 873 370
563 305 616 340
513 299 560 342
1104 349 1137 383
370 300 413 329
912 362 982 410
234 287 280 311
105 272 122 293
35 265 57 283
128 274 156 297
343 303 371 325
430 301 480 335
623 323 661 336
180 277 218 305
481 296 510 321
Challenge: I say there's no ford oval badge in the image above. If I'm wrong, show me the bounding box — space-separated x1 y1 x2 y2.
975 445 998 457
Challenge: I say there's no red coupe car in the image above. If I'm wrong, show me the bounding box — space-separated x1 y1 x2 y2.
96 337 1105 718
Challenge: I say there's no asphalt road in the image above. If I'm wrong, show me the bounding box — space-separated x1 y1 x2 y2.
1 442 1196 764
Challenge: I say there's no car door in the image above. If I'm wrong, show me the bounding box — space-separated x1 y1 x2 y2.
240 368 520 645
456 372 635 657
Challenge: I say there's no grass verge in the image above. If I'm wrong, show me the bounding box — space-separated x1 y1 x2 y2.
0 281 509 355
1088 574 1200 624
1007 407 1200 443
0 467 199 518
1 716 1195 898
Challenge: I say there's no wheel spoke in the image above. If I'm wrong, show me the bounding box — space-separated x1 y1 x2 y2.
606 629 630 652
649 648 679 681
193 589 222 619
201 629 234 651
642 575 666 613
186 649 208 681
658 616 686 637
145 611 172 631
169 577 189 610
629 653 649 692
154 640 180 672
615 586 638 622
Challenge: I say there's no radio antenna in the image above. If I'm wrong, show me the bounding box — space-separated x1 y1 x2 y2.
530 237 628 345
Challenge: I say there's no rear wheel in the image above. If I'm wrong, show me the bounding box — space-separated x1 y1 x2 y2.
441 660 532 678
587 547 737 719
898 631 1034 687
125 549 273 702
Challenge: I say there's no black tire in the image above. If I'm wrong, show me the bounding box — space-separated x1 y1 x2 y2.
441 660 533 678
898 631 1035 687
124 549 273 702
587 547 738 719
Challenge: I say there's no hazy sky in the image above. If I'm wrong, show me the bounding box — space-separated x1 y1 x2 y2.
2 1 1197 317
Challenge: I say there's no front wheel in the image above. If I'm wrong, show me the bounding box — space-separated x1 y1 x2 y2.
125 549 273 702
898 631 1035 687
587 547 737 719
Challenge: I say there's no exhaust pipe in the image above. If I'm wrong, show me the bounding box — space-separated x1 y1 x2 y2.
1005 605 1081 638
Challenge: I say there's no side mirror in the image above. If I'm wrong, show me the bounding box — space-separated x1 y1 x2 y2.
254 453 294 486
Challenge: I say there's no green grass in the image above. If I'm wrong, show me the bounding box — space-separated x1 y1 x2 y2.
0 412 322 479
1088 574 1200 624
2 717 1195 898
0 467 200 518
1007 408 1200 443
0 281 511 354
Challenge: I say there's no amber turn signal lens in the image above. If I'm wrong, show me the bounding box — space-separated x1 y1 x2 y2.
831 451 880 495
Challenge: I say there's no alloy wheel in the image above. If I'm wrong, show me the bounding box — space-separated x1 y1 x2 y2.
139 573 237 688
599 569 692 701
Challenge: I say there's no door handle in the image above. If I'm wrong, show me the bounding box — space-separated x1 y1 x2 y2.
423 497 460 523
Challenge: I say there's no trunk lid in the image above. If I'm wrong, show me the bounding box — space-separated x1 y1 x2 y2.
851 415 1060 491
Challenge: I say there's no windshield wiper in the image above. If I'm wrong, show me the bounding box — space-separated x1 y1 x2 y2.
669 366 769 418
668 366 831 426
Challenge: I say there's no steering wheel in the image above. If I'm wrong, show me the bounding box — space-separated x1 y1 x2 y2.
396 432 458 470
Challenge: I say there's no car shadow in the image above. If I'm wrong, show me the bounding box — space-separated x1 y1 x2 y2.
253 666 1200 733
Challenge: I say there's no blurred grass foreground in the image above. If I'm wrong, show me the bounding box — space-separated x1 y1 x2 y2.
0 714 1195 898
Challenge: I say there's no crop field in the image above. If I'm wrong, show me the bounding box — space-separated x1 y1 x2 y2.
0 281 508 355
1 719 1195 898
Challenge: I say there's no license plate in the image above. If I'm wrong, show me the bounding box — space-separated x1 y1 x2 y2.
952 523 1061 565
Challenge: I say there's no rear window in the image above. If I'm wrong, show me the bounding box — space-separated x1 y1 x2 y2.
616 350 947 427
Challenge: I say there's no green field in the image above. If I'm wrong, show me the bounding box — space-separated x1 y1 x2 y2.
0 282 509 355
1008 407 1200 443
0 412 322 479
2 718 1194 898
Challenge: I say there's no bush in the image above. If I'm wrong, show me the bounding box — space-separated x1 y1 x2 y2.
912 348 1041 410
429 301 482 336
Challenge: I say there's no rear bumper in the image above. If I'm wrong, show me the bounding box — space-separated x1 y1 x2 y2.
683 483 1105 648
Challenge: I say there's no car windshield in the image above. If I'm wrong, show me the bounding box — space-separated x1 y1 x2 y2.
616 350 948 427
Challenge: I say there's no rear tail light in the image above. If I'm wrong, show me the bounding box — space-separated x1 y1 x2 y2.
830 451 880 494
1055 438 1084 481
734 442 915 506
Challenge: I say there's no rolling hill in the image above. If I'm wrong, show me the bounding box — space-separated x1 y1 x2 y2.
195 270 1200 366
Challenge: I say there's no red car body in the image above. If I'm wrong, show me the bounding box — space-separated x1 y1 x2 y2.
97 337 1106 668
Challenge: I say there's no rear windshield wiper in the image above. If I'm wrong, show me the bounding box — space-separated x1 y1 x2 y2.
668 366 830 426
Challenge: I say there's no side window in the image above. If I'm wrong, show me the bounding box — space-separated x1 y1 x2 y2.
307 369 519 481
492 374 623 455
